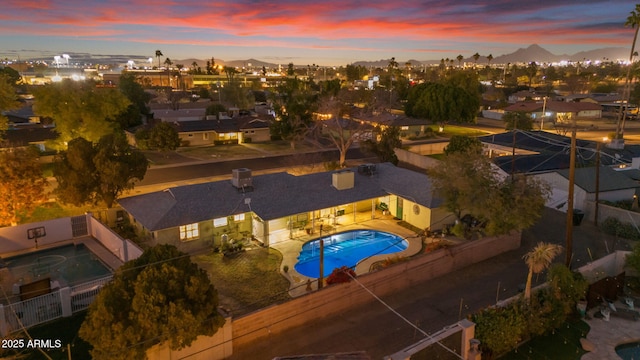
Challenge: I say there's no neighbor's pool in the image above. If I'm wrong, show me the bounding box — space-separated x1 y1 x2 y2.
1 244 112 287
616 341 640 359
294 230 408 278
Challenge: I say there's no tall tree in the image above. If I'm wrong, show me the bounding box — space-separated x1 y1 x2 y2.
473 52 481 66
0 74 19 133
456 54 464 67
147 122 180 151
523 242 563 302
405 82 479 125
164 57 173 88
155 50 163 86
427 150 548 235
486 54 494 66
0 147 48 226
616 3 640 138
270 78 317 149
503 111 533 130
79 244 225 360
315 90 367 167
33 79 130 147
443 135 483 155
54 134 148 208
361 125 401 165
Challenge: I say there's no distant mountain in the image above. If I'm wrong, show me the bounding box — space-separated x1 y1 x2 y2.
490 44 629 64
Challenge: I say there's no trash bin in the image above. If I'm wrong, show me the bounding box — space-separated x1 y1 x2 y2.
572 209 584 226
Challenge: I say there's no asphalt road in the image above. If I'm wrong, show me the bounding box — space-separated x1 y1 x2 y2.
136 148 369 187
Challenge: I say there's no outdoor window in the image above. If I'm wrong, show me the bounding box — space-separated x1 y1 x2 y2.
179 223 199 241
401 126 409 130
214 217 228 227
234 214 245 221
203 133 209 140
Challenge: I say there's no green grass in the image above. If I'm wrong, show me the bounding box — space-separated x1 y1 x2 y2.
0 312 92 360
19 202 92 224
500 318 590 360
426 124 489 137
193 247 291 315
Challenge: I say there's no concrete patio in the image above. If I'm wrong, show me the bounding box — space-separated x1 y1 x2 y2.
271 216 430 297
581 303 640 359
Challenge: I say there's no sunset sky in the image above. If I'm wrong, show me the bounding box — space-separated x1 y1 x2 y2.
1 0 638 66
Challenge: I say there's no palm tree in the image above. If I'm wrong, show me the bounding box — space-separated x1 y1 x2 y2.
616 3 640 139
456 54 464 67
486 54 494 66
523 242 563 302
155 50 163 86
473 52 480 66
164 57 173 88
155 50 163 69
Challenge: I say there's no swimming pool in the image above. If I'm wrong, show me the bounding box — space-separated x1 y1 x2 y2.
1 243 113 288
616 341 640 359
294 230 408 278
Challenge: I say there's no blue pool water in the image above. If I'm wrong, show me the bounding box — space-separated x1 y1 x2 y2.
1 244 112 287
294 230 408 278
617 342 640 359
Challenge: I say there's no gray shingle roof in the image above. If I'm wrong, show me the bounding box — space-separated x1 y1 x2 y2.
118 163 441 231
555 166 640 193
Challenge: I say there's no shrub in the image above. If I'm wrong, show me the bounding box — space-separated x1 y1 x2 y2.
283 265 289 273
326 266 356 285
601 217 640 240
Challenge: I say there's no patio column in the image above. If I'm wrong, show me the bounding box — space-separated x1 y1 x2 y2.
371 199 375 219
353 203 356 223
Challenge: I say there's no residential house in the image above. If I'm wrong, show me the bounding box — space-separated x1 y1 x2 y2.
174 114 272 146
355 111 430 139
534 166 640 212
504 100 602 123
117 163 449 253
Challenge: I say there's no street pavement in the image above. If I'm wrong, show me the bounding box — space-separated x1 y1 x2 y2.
229 207 634 359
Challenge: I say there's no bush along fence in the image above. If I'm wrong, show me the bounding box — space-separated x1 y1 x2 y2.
471 264 589 359
600 217 640 241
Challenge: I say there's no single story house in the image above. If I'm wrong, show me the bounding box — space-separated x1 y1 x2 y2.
175 114 273 146
355 112 430 139
117 163 450 253
504 101 602 122
534 166 640 212
0 125 58 151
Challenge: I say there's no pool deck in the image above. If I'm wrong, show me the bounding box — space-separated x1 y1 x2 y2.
581 302 640 360
271 217 428 298
0 237 123 304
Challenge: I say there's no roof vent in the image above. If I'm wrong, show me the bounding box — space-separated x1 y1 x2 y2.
232 168 253 191
358 163 377 176
332 170 354 190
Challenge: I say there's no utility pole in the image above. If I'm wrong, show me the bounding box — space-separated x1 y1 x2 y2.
565 124 577 268
318 225 324 290
594 142 601 225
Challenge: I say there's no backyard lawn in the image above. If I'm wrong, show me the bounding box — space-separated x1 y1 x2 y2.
500 318 590 359
193 247 291 316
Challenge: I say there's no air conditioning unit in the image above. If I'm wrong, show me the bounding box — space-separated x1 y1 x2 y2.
332 170 354 190
232 168 253 189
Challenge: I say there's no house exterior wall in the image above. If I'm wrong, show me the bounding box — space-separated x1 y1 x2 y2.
578 109 601 118
241 128 270 143
179 131 215 146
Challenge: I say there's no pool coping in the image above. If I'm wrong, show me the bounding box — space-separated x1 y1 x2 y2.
581 305 640 360
272 218 423 298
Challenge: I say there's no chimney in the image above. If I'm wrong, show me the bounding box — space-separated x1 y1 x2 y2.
332 170 354 190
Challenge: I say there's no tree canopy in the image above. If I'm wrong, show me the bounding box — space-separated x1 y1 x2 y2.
404 82 479 124
0 73 20 132
0 147 49 226
54 133 148 208
270 78 317 149
427 150 549 236
443 135 483 155
32 79 131 147
79 244 225 360
503 111 534 130
361 126 402 165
